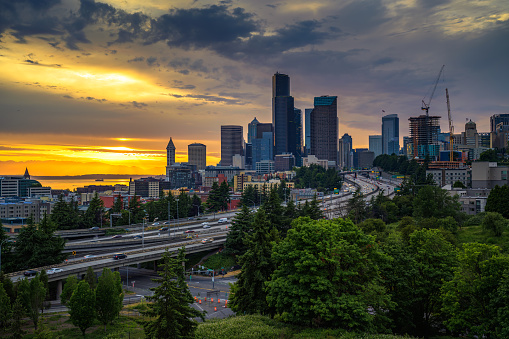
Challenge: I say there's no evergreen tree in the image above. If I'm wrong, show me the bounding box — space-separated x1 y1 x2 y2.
51 194 71 229
18 275 46 330
224 204 253 256
128 194 145 223
262 187 286 234
84 192 105 228
12 217 66 272
38 269 50 313
0 282 11 331
0 272 15 304
10 296 25 339
308 194 324 220
240 185 257 208
230 209 275 315
141 248 204 338
0 225 14 273
219 181 230 211
96 268 124 330
346 191 367 224
60 275 78 305
206 182 222 215
177 190 191 219
84 267 97 290
111 196 123 214
485 185 509 218
69 281 96 336
190 194 202 217
145 201 159 223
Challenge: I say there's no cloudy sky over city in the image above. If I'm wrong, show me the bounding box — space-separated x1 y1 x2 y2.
1 0 508 176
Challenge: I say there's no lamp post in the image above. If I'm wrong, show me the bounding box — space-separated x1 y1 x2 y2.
142 216 146 249
176 198 179 232
168 198 172 237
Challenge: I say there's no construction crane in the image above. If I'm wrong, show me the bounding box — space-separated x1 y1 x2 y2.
421 65 445 116
446 88 454 161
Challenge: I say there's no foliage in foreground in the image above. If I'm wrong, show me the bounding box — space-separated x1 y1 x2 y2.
195 314 417 339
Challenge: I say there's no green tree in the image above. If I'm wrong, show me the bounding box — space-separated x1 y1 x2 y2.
18 275 46 330
0 272 15 304
453 180 467 188
141 248 204 338
51 194 72 229
346 191 367 224
10 296 25 339
206 182 223 215
266 217 393 330
84 267 97 290
128 194 144 223
84 192 105 228
96 268 124 330
407 228 457 335
0 282 11 331
412 185 460 220
485 185 509 218
481 212 506 237
441 243 509 337
60 275 78 305
12 218 66 272
69 280 96 336
219 181 230 211
190 194 202 217
38 269 50 313
240 185 257 208
177 190 192 219
262 187 286 234
0 225 14 274
224 204 253 256
230 209 275 316
479 149 499 162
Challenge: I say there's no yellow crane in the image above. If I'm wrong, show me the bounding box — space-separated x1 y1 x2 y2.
446 88 454 161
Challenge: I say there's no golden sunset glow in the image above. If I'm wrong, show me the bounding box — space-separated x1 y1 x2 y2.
0 0 506 181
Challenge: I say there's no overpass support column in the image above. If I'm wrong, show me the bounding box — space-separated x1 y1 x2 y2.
154 260 158 272
56 279 63 300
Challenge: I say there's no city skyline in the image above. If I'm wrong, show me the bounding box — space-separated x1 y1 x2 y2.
1 0 508 176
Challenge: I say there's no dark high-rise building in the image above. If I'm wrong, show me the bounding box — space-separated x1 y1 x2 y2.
305 108 313 154
252 122 274 166
340 133 353 169
409 115 441 160
221 125 243 166
382 114 400 155
490 114 509 132
272 72 296 156
294 108 303 166
247 117 259 144
188 143 207 171
310 96 338 163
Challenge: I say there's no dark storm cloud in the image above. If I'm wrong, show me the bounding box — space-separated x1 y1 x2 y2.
63 95 73 99
332 0 389 34
168 58 212 74
145 5 258 48
146 56 158 66
0 0 61 36
171 80 196 90
128 56 144 63
128 101 148 109
168 93 245 105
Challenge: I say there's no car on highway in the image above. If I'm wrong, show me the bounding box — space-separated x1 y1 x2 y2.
84 255 96 259
47 268 63 275
201 238 214 243
24 270 37 277
111 235 122 239
187 217 195 221
162 221 170 225
152 222 160 226
185 235 194 239
89 226 100 231
113 253 127 260
202 223 210 229
185 230 195 233
160 227 169 231
133 235 142 239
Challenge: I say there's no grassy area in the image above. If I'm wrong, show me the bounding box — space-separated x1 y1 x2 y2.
203 252 237 270
103 228 128 236
195 314 417 339
185 250 211 269
22 312 146 338
456 224 509 252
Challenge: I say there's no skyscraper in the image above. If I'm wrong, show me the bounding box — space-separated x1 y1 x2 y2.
305 108 313 154
409 115 441 159
188 143 207 171
252 123 274 166
382 114 400 155
272 72 296 156
310 96 338 163
340 133 353 169
490 114 509 132
220 125 243 166
166 137 175 166
247 117 259 144
369 135 382 158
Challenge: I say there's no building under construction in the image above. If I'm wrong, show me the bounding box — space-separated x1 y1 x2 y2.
409 115 441 160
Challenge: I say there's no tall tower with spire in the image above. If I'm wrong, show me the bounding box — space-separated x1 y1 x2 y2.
23 167 30 180
166 138 176 166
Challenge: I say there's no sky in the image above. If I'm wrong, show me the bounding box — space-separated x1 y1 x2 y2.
0 0 508 176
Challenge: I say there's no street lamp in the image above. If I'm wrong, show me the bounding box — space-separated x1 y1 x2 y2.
175 198 179 232
168 198 172 238
142 216 146 249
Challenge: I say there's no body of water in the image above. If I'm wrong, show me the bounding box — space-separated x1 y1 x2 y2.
32 176 155 190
